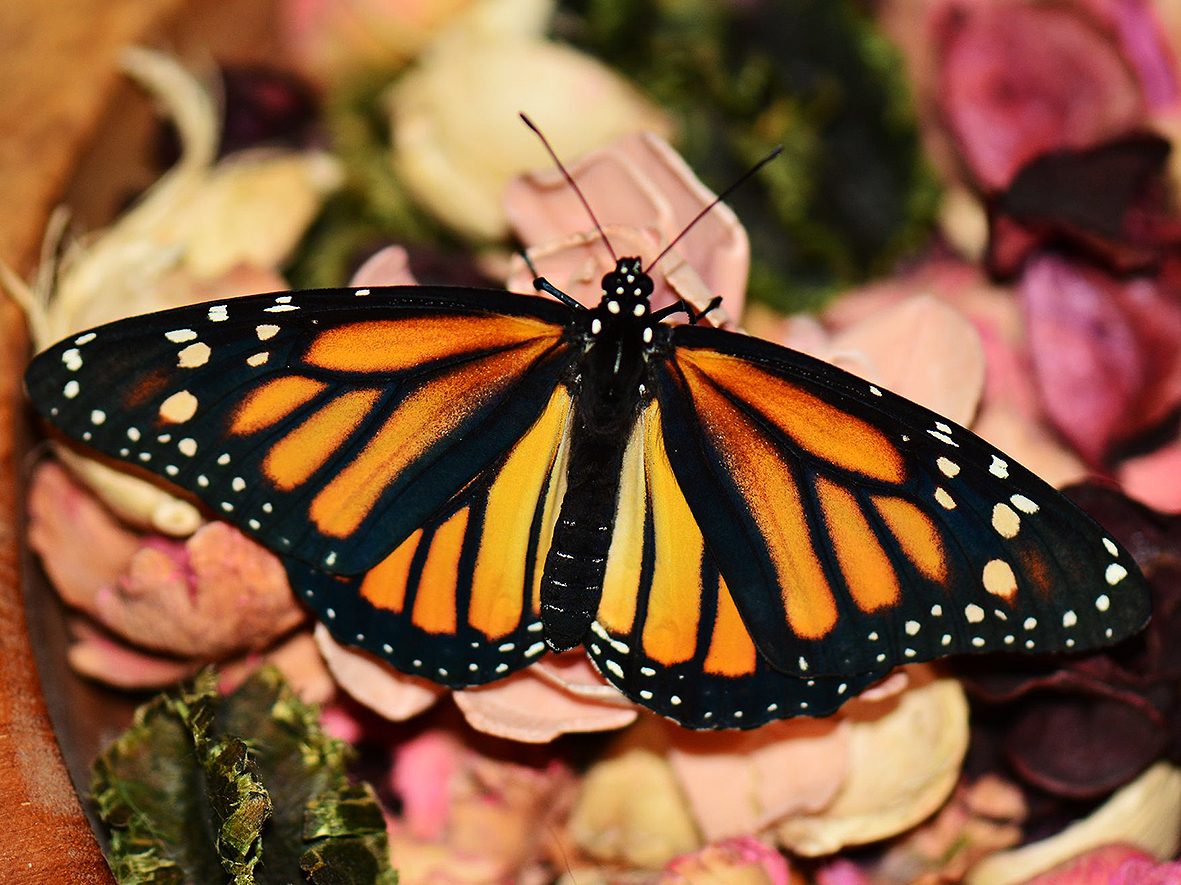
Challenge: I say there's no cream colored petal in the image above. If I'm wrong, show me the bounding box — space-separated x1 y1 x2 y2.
568 748 701 869
667 717 849 842
390 38 671 241
55 449 202 536
775 668 969 856
966 762 1181 885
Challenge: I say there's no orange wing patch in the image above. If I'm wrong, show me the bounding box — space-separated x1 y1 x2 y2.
703 577 758 677
360 530 422 613
817 477 901 613
597 417 647 637
230 375 327 435
640 402 703 666
411 508 469 634
310 338 557 538
263 388 381 490
304 314 562 373
678 349 906 484
873 495 948 583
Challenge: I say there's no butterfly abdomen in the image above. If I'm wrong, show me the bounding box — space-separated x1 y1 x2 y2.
539 411 632 651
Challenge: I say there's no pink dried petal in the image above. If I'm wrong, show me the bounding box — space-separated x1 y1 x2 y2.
1118 441 1181 513
315 626 445 720
219 630 335 704
105 521 303 658
1112 857 1181 885
349 245 418 287
66 617 199 688
660 837 793 885
453 662 637 743
1025 843 1158 884
937 2 1144 190
667 718 849 842
815 859 872 885
27 460 141 610
1020 254 1181 464
504 131 748 320
392 729 464 841
1083 0 1180 108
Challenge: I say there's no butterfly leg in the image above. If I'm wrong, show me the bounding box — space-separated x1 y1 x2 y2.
650 295 724 325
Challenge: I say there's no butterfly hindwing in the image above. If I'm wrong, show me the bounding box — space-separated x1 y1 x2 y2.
25 286 577 575
653 325 1151 678
285 383 575 686
585 400 888 728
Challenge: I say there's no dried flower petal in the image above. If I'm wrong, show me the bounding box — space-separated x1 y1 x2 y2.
568 748 701 869
965 762 1181 884
659 837 792 885
389 28 670 241
775 669 968 856
315 626 445 721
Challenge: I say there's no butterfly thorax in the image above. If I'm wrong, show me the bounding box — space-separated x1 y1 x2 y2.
575 257 659 431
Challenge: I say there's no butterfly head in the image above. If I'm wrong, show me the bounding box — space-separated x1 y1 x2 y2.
600 257 654 308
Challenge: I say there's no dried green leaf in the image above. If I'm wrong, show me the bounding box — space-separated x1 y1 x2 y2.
92 667 396 885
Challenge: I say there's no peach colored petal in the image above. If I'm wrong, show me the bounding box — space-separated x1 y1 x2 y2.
107 521 303 658
27 460 141 610
1119 441 1181 513
349 244 419 287
776 669 968 857
66 617 199 688
831 294 985 427
667 717 849 842
219 630 336 705
384 831 509 885
527 650 629 702
505 227 665 306
315 625 445 720
659 836 793 885
506 132 748 313
454 664 637 743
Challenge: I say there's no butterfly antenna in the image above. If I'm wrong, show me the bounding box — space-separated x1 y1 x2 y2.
644 144 784 275
519 113 617 263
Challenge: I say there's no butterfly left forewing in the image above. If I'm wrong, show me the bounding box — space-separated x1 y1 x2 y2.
26 286 576 575
585 400 887 727
653 325 1151 678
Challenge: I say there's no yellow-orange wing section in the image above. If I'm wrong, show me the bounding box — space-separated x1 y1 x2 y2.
285 384 574 685
650 326 1149 678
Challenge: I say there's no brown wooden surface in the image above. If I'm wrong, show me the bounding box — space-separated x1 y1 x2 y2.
0 1 180 880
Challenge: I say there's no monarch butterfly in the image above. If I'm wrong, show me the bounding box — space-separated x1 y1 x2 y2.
24 147 1150 731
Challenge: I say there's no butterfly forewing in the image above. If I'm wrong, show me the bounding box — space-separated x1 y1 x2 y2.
26 286 577 575
655 326 1151 678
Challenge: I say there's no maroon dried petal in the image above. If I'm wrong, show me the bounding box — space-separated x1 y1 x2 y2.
1003 692 1167 799
156 65 321 167
936 2 1144 191
986 135 1177 276
1020 255 1181 465
218 66 320 155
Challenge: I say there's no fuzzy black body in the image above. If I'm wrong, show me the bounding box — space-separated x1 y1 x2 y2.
539 258 662 651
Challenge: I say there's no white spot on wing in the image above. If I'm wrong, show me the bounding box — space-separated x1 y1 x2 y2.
166 329 198 343
990 455 1009 479
207 305 228 322
63 380 80 399
159 390 198 423
177 341 211 368
1106 563 1128 586
965 604 985 623
936 457 960 477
